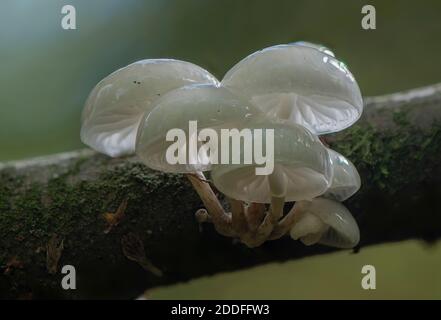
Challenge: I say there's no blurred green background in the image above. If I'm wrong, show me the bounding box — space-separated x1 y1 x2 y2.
150 241 441 299
1 0 440 299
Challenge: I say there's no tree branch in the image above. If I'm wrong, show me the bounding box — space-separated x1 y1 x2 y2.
1 83 441 299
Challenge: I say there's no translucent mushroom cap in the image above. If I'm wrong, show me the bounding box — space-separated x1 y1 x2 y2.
211 118 332 203
221 43 363 135
135 84 259 173
290 198 360 249
324 148 361 201
81 59 219 157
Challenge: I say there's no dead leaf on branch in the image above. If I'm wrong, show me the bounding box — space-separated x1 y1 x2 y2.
103 198 128 234
121 232 163 277
46 234 64 274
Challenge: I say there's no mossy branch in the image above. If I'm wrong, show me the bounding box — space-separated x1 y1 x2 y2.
1 83 441 299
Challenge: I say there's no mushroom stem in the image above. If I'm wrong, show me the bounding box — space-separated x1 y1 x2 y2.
186 172 233 237
269 196 285 222
272 200 314 241
267 167 287 221
250 196 285 247
248 168 288 246
268 202 301 240
245 168 289 246
228 198 248 235
245 203 266 231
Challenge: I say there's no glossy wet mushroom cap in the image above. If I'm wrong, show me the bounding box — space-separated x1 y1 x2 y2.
81 59 219 157
290 198 360 249
135 84 259 173
324 148 361 201
211 118 333 203
222 44 363 135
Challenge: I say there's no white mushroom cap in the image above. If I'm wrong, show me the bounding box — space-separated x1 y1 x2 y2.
135 84 259 173
290 198 360 248
221 44 363 135
81 59 219 157
211 118 332 203
324 148 361 201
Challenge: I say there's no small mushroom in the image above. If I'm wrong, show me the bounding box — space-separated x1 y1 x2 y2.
222 43 363 135
135 84 260 237
211 118 332 204
290 198 360 249
324 148 361 201
81 59 219 157
135 83 259 172
211 118 332 245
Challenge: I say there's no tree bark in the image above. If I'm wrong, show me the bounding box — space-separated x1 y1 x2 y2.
1 83 441 299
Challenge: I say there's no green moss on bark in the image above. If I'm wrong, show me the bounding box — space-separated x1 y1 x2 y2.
330 112 441 194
